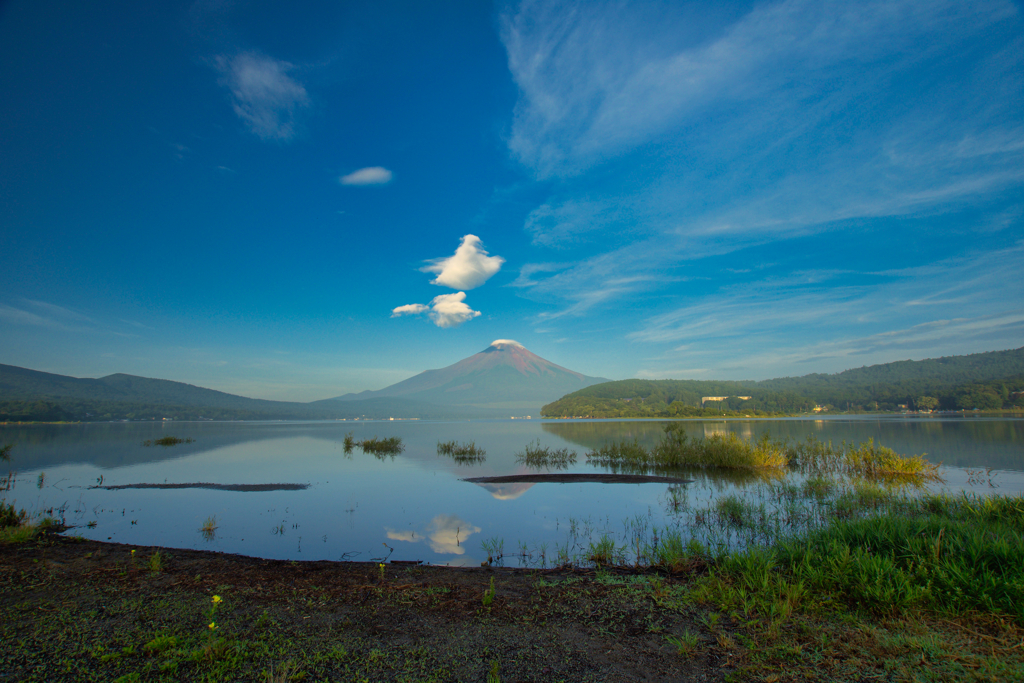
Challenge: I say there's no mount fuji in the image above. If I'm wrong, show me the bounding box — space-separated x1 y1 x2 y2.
318 340 609 415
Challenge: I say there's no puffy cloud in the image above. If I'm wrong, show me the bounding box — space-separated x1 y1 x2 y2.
216 52 309 141
390 292 480 328
340 167 393 185
422 235 505 290
427 293 481 328
390 303 429 317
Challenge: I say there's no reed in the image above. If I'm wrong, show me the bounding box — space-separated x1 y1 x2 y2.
514 441 577 469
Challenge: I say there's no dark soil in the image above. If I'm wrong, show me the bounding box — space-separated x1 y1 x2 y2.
0 536 725 682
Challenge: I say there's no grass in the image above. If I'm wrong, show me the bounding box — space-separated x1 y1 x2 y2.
353 436 404 457
514 440 577 470
142 436 195 447
437 440 486 463
585 424 941 483
200 516 217 541
0 515 63 545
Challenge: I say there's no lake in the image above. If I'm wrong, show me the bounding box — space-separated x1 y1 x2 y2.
1 416 1021 566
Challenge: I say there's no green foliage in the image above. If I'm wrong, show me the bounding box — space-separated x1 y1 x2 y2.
482 577 495 608
514 440 577 469
707 493 1024 622
0 443 11 462
586 426 790 470
356 436 404 457
587 533 622 565
0 502 27 528
542 347 1024 416
437 440 485 463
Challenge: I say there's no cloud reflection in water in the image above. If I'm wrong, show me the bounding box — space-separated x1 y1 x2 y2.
386 514 481 555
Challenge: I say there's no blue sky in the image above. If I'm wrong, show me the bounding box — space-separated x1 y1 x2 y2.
1 0 1022 401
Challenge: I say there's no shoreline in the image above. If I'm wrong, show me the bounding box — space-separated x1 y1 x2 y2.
2 534 1021 682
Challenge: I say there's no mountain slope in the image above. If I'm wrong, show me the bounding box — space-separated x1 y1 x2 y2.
321 340 609 411
542 347 1024 417
0 364 486 421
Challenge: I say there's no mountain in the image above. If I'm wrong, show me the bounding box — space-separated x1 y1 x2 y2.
0 363 485 421
319 340 610 414
542 347 1024 417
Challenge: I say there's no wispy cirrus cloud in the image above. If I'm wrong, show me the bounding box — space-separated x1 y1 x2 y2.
0 300 95 332
502 0 1017 178
501 0 1024 368
216 51 309 141
628 242 1024 379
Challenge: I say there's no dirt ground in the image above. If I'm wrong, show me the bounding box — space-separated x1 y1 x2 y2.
4 535 1020 682
0 536 728 682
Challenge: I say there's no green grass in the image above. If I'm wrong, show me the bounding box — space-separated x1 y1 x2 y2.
699 493 1024 623
355 436 404 457
586 428 788 470
0 516 62 545
585 425 940 482
514 441 577 469
437 440 486 463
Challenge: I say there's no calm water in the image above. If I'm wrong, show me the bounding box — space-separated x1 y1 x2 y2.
1 417 1021 565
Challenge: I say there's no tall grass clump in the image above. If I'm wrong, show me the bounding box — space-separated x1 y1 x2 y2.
515 441 577 470
587 426 788 471
788 436 940 482
437 441 486 464
357 436 404 457
713 493 1024 622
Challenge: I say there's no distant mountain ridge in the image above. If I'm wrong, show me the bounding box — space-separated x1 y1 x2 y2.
0 340 609 420
320 340 610 412
0 363 486 421
542 347 1024 417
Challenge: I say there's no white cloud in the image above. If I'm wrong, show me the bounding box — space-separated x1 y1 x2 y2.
427 293 481 328
422 235 505 290
340 167 393 186
390 303 430 318
216 52 309 141
391 293 481 328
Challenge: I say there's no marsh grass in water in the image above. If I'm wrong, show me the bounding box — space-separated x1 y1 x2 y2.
514 441 577 470
436 440 486 464
142 436 195 447
354 436 404 457
201 516 218 541
587 424 941 484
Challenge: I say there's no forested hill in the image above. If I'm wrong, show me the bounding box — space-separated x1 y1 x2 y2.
0 364 488 421
542 347 1024 417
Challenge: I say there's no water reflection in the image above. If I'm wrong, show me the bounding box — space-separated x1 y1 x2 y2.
474 482 535 500
0 417 1020 564
387 514 481 555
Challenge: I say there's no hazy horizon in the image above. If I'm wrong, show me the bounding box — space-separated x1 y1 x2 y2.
2 0 1022 402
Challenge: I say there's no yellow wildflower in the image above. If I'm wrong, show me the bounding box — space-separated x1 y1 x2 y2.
212 595 222 604
208 622 216 630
